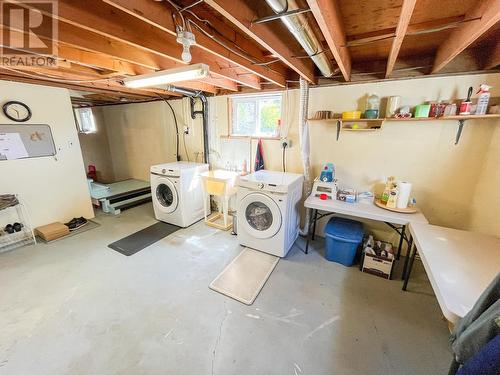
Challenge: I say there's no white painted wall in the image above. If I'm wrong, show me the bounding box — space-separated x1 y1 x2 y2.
211 73 500 241
89 99 205 182
79 73 500 245
0 81 94 228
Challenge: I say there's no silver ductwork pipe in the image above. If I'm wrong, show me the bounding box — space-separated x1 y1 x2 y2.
264 0 335 77
297 77 313 236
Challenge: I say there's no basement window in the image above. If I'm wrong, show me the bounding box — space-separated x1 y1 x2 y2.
74 107 97 134
230 93 282 137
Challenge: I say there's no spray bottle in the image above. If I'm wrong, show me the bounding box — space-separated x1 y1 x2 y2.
476 84 492 115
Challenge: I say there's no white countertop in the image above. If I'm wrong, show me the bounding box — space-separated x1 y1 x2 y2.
410 223 500 323
304 196 428 225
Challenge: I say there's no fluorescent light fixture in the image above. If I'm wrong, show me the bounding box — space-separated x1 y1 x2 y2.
123 63 209 88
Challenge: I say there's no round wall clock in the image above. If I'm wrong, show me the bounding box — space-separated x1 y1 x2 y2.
3 101 32 122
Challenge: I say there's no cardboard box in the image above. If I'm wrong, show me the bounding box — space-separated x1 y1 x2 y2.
362 253 394 279
35 222 69 241
361 238 395 279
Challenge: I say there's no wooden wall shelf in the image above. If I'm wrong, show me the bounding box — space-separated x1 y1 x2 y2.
307 114 500 144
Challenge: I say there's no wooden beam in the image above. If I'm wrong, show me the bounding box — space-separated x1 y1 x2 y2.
346 16 467 47
484 40 500 69
169 80 218 94
14 65 118 80
203 75 238 91
204 0 316 83
386 0 417 78
432 0 500 73
102 0 286 87
1 14 245 91
57 45 152 76
306 0 351 81
1 27 220 93
1 25 153 76
0 70 181 98
13 0 260 90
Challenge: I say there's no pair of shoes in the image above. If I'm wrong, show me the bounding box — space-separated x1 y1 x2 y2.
4 222 23 234
64 217 88 231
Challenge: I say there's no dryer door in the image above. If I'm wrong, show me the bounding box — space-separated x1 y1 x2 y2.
239 193 282 239
154 177 178 214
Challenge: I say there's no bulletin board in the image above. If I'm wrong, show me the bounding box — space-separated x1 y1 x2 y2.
0 124 56 160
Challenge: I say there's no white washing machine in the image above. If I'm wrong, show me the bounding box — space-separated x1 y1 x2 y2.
237 170 304 257
150 162 209 227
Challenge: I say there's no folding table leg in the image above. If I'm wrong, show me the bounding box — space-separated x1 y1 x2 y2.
305 232 310 254
402 242 417 291
401 235 413 280
311 209 318 241
305 209 316 254
396 225 406 260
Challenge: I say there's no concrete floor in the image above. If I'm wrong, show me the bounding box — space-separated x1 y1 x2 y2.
0 203 451 375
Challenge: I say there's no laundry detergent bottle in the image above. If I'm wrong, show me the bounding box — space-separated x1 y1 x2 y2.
476 84 491 115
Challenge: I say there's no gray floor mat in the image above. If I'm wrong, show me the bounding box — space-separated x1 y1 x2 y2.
108 221 180 256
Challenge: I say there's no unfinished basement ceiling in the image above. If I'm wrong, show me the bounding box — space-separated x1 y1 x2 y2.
0 0 498 106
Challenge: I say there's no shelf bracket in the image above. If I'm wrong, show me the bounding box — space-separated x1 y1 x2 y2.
336 120 341 141
455 119 465 145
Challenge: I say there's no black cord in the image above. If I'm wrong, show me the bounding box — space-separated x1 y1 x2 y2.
157 94 180 161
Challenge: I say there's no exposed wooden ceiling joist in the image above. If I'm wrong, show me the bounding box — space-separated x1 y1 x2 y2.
202 75 239 91
102 0 287 87
0 0 498 99
432 0 500 73
15 0 262 90
386 0 418 78
1 26 153 76
204 0 317 83
166 80 218 94
307 0 351 81
0 70 181 99
484 41 500 69
14 65 118 80
1 26 220 94
345 15 468 47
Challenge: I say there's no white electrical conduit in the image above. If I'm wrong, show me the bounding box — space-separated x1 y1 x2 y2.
298 77 312 236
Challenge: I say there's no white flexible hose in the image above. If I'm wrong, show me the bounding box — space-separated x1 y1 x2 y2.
298 77 312 236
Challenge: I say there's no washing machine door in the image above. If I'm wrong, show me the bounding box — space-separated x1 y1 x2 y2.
154 177 178 214
239 193 282 239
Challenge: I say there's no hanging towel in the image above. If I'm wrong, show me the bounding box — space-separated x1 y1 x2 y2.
0 194 19 210
450 273 500 364
254 138 265 171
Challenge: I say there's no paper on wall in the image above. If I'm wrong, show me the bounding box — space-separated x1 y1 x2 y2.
0 132 29 160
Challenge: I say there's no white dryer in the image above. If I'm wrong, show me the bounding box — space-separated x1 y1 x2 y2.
150 162 209 227
237 170 304 257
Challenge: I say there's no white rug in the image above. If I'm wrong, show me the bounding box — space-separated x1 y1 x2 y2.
209 247 279 305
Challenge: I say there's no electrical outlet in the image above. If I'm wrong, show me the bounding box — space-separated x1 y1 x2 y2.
183 126 189 135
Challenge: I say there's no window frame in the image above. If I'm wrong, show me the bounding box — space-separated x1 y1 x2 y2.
228 92 284 139
74 107 97 134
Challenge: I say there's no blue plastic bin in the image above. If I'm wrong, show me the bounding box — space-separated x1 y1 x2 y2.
324 217 364 266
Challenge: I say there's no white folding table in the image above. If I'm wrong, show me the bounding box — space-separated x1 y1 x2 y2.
303 196 428 263
402 223 500 323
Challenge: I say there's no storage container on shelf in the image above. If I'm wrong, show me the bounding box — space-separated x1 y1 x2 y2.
324 217 364 266
365 94 380 118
